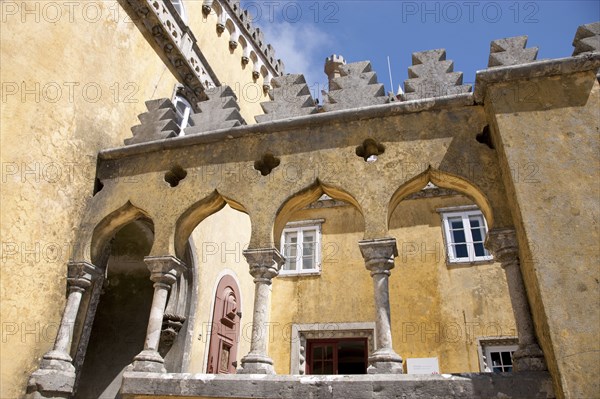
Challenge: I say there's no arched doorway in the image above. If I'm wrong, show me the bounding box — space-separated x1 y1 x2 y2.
76 220 154 398
206 275 241 374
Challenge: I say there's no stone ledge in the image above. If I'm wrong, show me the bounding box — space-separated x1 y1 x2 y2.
99 92 475 162
120 371 555 399
474 52 600 102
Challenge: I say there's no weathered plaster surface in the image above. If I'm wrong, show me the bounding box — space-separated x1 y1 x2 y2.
0 2 178 397
486 72 600 399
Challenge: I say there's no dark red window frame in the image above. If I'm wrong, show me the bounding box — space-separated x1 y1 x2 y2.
306 338 368 375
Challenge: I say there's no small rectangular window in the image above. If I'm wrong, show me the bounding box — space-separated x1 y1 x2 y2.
280 222 322 275
484 345 518 372
441 209 493 263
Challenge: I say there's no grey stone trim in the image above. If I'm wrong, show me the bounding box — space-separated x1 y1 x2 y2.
255 74 317 123
436 204 480 213
119 371 556 398
572 21 600 55
184 86 246 135
120 0 219 104
125 99 179 145
488 36 538 67
289 322 376 374
283 219 326 228
474 52 600 102
402 49 472 101
323 60 389 112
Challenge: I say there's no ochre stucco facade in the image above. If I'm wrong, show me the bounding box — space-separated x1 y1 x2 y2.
1 2 598 399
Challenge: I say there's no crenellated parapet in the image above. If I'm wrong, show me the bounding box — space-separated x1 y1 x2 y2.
203 0 285 80
255 74 317 123
323 58 389 112
184 85 247 134
125 99 179 145
572 21 600 55
402 49 472 101
488 36 538 67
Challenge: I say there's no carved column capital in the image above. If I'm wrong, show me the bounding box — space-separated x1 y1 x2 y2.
359 238 398 276
144 255 186 286
485 228 519 265
67 261 102 291
243 248 284 283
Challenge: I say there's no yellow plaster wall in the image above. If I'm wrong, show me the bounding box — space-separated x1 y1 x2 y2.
389 196 516 373
486 72 600 399
0 2 178 397
187 205 255 374
269 195 516 374
185 1 270 124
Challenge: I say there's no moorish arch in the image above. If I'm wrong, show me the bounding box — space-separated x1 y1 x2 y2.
174 190 249 259
89 201 153 265
273 179 364 249
387 167 495 230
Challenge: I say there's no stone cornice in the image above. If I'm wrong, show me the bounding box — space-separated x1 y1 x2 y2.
100 92 475 161
215 0 284 77
121 0 220 104
474 52 600 102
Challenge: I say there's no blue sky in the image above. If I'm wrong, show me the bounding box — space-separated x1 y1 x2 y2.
243 1 599 99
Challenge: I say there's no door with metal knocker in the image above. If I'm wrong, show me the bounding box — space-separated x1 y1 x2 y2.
207 275 241 374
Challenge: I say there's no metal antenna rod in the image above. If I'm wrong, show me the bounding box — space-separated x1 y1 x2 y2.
387 56 394 94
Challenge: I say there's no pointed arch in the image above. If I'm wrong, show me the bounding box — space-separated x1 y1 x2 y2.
174 191 248 258
387 167 495 229
90 201 153 265
273 180 364 248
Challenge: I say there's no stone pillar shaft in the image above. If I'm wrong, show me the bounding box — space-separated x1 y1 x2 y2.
249 277 272 354
486 228 546 371
27 261 101 398
238 248 284 374
51 286 85 357
130 255 185 373
504 258 537 346
145 282 171 352
359 238 403 374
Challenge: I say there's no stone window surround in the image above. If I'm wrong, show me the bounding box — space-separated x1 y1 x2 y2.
476 336 519 372
290 322 376 374
437 205 495 266
279 219 325 277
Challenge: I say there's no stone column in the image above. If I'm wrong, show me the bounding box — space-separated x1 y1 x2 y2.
130 255 186 373
486 228 546 371
359 238 403 374
27 261 102 398
238 248 284 374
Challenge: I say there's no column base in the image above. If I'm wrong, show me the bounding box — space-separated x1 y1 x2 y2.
513 344 547 371
37 350 75 372
129 349 167 373
238 352 276 374
26 368 75 399
367 348 404 374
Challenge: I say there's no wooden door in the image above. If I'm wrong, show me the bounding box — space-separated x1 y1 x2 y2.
207 275 241 374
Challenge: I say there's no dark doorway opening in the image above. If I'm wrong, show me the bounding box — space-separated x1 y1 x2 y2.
306 338 368 375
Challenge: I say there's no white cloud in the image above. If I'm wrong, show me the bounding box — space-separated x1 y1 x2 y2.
258 21 334 101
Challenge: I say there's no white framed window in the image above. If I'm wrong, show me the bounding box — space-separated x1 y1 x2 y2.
280 220 323 275
477 337 518 373
440 207 493 263
170 0 188 23
173 95 192 135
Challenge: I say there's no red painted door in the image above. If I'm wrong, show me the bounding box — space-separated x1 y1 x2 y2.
207 275 241 374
